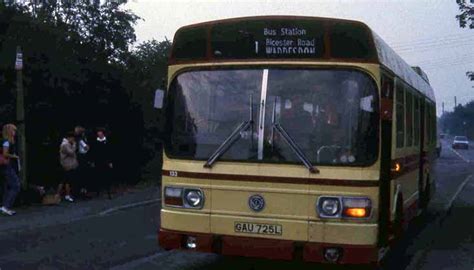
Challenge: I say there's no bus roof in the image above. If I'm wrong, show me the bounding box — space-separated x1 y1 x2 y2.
372 32 435 101
411 66 430 84
170 16 435 102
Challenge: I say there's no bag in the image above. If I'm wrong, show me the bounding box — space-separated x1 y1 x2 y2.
0 139 9 166
78 139 89 154
42 194 61 205
0 152 9 166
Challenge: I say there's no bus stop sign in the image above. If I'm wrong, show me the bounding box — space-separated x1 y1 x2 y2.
15 52 23 71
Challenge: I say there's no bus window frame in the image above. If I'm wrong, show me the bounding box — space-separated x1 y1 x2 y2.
395 80 405 148
414 95 420 147
405 87 414 147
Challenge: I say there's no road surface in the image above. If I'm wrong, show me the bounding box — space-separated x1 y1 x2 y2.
0 137 473 269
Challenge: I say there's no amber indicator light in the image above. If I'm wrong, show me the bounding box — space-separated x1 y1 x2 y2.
391 162 401 172
343 208 368 218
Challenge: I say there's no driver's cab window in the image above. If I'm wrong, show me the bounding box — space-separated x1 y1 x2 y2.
264 69 376 165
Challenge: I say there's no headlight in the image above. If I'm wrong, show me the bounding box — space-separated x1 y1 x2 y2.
184 189 204 208
318 197 341 217
164 186 204 209
317 196 372 219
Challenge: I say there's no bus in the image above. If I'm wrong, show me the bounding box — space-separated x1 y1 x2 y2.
157 16 437 265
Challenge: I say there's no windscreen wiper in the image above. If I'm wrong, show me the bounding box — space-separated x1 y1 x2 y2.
271 98 319 173
204 95 254 168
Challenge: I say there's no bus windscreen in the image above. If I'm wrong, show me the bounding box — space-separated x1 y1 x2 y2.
165 68 378 166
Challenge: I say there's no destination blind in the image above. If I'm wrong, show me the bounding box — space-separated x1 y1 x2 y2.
170 18 377 62
210 20 325 59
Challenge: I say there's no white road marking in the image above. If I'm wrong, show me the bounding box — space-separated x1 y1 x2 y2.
450 147 470 163
444 174 473 212
406 173 473 270
99 198 161 216
110 251 174 270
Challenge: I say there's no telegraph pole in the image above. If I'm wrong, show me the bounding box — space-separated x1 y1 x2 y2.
15 46 27 187
442 102 445 115
454 96 457 108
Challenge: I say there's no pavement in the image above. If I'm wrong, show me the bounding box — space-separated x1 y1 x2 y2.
1 137 474 269
0 185 161 270
0 185 161 233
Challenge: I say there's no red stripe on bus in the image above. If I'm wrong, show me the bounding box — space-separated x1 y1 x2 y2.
161 170 379 187
391 153 427 179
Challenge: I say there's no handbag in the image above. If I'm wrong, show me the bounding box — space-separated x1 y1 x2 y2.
0 152 9 166
0 139 8 166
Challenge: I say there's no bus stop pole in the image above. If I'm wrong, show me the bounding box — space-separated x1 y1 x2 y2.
15 46 27 188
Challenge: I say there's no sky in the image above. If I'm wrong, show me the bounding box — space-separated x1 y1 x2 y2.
125 0 474 116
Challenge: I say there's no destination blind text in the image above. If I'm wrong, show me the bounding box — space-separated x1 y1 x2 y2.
263 27 317 55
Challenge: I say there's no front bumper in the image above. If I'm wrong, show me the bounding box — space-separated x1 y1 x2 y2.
452 143 468 149
158 228 379 264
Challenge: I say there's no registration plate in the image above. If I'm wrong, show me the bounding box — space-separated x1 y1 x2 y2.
234 222 282 236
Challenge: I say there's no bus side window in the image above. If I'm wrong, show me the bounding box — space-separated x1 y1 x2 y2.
426 103 431 147
396 81 405 148
405 89 413 147
414 96 420 146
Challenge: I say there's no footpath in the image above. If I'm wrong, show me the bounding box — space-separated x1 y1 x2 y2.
0 184 161 233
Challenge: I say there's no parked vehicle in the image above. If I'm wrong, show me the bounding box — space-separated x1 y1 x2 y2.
452 136 469 149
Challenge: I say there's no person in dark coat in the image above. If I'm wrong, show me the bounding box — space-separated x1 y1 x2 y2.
90 128 113 199
74 126 90 198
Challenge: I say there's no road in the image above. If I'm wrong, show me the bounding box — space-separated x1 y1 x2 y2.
0 137 473 269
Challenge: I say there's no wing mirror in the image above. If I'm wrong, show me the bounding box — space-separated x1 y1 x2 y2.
154 89 165 109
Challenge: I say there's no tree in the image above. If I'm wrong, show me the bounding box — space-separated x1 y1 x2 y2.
122 39 172 181
467 71 474 80
0 0 174 186
126 39 172 108
6 0 139 63
439 101 474 138
456 0 474 81
456 0 474 28
0 1 144 186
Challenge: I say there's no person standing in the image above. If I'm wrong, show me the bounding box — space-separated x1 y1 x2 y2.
1 124 20 216
75 126 90 162
74 126 90 197
59 132 78 202
90 128 113 199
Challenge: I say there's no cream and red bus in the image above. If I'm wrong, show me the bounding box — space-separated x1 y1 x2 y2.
158 16 437 265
